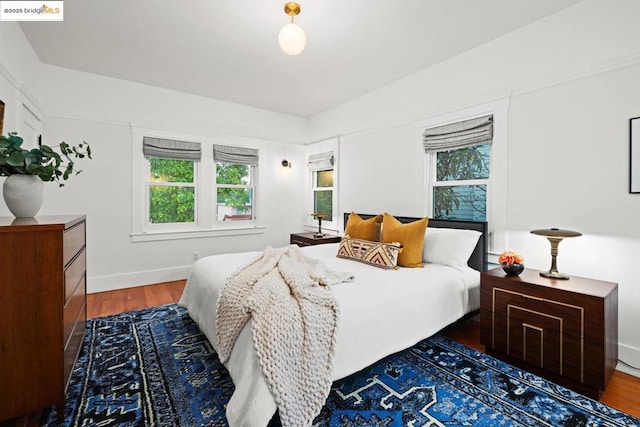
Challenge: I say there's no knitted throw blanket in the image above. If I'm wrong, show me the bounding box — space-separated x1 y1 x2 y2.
216 246 352 427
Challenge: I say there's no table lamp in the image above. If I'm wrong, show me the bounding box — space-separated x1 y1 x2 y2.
530 228 582 280
311 212 327 238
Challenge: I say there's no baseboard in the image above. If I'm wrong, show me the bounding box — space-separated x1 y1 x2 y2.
88 265 191 294
616 342 640 379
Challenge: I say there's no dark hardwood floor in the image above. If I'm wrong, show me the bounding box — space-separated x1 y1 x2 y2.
2 280 639 426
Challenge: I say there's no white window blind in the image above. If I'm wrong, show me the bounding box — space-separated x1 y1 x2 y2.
143 136 201 160
423 115 493 152
307 151 334 171
213 145 259 166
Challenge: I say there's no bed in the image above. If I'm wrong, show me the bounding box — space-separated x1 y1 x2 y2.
178 214 487 427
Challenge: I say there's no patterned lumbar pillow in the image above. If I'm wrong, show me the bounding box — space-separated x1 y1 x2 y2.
336 236 402 269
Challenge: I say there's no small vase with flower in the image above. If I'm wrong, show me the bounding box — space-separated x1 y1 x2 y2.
498 251 525 276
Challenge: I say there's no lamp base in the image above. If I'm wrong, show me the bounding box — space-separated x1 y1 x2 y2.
540 270 570 280
313 232 325 238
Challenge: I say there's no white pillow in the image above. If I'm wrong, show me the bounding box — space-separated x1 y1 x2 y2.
422 227 482 268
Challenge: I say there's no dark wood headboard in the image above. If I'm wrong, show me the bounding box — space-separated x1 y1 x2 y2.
343 213 488 272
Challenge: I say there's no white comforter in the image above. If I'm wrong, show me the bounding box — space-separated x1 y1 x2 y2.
178 243 479 427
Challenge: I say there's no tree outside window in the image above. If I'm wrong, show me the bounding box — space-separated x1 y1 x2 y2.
432 143 490 221
148 158 195 223
313 169 333 219
216 163 254 221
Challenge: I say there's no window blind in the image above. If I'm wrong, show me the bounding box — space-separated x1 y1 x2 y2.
423 115 493 152
213 145 259 166
307 151 334 171
143 137 201 160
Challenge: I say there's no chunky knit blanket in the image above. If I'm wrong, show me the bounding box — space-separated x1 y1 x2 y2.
216 245 352 427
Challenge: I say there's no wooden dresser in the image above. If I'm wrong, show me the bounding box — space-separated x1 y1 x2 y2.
480 267 618 399
0 215 87 421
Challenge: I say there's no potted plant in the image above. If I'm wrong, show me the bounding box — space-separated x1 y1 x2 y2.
0 133 92 217
498 250 525 276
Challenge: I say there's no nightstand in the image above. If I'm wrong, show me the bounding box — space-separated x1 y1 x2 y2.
480 267 618 399
290 232 341 246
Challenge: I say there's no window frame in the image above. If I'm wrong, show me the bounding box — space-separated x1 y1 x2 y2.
305 140 339 233
311 168 334 223
428 143 491 222
145 157 199 231
131 126 265 242
214 161 256 223
416 98 510 260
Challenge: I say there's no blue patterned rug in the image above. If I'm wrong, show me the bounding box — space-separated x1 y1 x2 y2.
42 304 639 427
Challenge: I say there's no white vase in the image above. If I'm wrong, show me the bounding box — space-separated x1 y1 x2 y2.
3 175 45 217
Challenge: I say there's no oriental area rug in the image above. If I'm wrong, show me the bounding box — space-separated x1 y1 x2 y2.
42 304 640 427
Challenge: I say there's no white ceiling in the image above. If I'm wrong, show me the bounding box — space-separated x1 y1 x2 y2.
20 0 581 117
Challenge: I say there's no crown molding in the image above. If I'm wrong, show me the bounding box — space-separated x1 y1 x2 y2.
511 51 640 98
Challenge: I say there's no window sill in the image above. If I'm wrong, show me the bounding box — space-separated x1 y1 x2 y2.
131 225 266 243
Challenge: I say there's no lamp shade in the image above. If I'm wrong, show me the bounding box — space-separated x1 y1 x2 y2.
279 22 306 55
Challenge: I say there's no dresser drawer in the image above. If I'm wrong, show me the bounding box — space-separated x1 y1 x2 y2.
63 221 85 267
63 301 86 389
65 248 86 305
63 275 86 346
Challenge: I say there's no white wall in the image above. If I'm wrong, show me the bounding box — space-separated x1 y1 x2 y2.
0 30 309 292
0 22 43 145
38 67 309 292
307 0 640 377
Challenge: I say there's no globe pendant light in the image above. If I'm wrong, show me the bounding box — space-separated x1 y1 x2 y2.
279 2 306 56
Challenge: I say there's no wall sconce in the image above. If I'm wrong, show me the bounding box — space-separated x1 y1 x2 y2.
279 2 306 56
530 227 582 279
281 159 292 168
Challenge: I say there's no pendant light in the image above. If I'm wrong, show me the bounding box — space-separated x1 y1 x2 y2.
279 2 306 56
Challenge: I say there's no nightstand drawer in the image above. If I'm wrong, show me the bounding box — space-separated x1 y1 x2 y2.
489 306 582 382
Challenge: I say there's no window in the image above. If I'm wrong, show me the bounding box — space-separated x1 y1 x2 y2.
213 144 258 222
313 169 334 219
424 115 493 222
216 163 254 221
143 137 201 226
308 151 335 221
133 130 265 242
433 143 491 221
149 158 196 223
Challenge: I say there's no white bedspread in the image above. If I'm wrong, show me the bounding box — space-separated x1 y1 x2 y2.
178 243 480 427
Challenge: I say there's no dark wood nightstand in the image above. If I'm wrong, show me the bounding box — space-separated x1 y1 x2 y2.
480 267 618 399
290 232 341 246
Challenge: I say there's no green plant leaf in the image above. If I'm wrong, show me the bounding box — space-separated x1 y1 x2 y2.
6 151 25 167
0 134 91 185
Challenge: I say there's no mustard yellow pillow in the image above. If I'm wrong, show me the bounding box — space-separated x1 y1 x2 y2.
381 213 428 268
344 212 383 242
